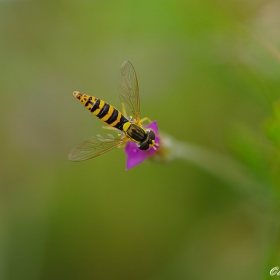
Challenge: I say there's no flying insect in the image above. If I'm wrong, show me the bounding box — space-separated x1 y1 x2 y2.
68 61 159 162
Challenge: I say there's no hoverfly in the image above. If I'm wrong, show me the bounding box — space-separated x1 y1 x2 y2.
68 61 159 162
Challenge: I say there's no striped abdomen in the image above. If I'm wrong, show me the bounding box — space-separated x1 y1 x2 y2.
73 91 129 131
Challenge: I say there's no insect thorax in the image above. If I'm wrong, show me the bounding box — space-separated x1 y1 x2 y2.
123 123 146 142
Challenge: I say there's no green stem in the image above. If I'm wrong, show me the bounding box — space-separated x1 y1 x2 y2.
160 133 271 203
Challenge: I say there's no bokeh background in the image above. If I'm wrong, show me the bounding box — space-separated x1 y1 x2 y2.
1 0 280 279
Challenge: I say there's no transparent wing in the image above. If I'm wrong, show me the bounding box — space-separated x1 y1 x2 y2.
68 134 127 162
119 61 140 122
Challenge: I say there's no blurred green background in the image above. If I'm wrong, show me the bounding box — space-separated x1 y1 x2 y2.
1 0 280 279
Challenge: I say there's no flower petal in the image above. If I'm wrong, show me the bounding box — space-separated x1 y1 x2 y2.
125 142 147 169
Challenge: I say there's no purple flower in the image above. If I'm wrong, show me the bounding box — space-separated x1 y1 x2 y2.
125 121 160 169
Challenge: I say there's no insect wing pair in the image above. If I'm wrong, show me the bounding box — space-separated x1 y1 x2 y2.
68 61 142 161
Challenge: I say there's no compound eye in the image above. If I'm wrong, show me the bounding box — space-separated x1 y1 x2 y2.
148 130 155 140
139 141 149 150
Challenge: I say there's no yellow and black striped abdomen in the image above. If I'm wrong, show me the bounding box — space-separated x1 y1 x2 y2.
73 91 129 131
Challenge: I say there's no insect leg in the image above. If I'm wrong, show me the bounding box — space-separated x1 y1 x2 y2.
101 126 119 131
121 102 128 118
140 117 152 124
